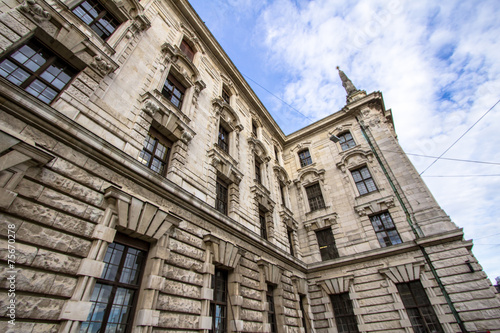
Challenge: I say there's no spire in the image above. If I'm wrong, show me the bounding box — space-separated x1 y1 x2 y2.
337 66 358 96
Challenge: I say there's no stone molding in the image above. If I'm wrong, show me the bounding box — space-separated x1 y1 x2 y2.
336 148 374 173
354 195 396 216
208 148 243 185
257 259 283 285
318 274 354 294
19 0 50 23
379 261 425 283
213 98 244 132
303 213 338 232
203 235 243 269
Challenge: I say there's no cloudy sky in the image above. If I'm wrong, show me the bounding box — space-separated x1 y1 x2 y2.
188 0 500 283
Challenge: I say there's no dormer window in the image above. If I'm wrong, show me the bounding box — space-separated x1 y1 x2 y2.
162 73 185 109
72 0 120 40
180 39 195 62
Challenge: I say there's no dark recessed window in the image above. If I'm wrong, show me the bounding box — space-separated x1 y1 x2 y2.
316 228 339 261
260 209 267 240
370 212 402 247
162 73 185 109
330 293 359 333
299 295 308 333
255 159 262 184
72 0 120 40
274 147 279 161
209 269 228 333
81 235 148 333
216 178 228 215
218 124 229 153
305 183 325 212
298 149 312 167
279 183 286 208
222 87 230 104
180 39 195 62
267 284 277 333
252 121 257 136
0 39 76 104
287 227 295 256
138 129 172 176
351 166 377 195
397 281 443 333
338 132 356 151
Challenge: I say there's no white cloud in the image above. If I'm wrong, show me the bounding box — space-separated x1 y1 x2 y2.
256 0 500 282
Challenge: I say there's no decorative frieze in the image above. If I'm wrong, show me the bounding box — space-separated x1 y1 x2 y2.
19 0 50 23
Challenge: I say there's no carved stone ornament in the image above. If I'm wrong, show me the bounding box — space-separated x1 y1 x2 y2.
91 55 112 76
181 130 193 144
142 99 159 117
192 80 206 106
20 0 51 22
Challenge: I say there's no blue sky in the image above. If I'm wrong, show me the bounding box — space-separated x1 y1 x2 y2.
189 0 500 284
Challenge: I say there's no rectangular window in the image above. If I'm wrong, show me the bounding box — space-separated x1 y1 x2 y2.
299 295 308 333
279 183 286 208
222 87 230 104
305 183 325 211
316 228 339 261
397 281 443 333
209 269 228 333
287 228 295 256
338 132 356 150
180 39 195 62
216 178 228 215
298 149 312 167
330 293 359 333
255 159 262 184
370 212 402 247
351 166 377 195
252 121 257 136
72 0 120 40
218 125 229 153
267 284 277 333
81 234 148 333
260 210 267 240
138 128 172 176
0 39 77 104
162 73 185 109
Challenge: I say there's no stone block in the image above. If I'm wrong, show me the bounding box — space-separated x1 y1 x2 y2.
37 187 89 217
32 249 80 274
158 313 199 329
16 221 73 253
0 238 38 265
92 224 116 243
136 309 160 326
50 275 77 297
146 274 166 290
157 294 201 314
53 214 95 238
77 258 105 278
59 300 92 321
160 279 199 298
201 287 214 300
8 197 58 227
0 187 17 209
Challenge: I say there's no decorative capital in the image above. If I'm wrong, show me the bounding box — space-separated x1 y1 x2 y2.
20 0 50 23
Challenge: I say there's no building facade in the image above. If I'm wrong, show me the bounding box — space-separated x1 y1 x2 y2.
0 0 499 332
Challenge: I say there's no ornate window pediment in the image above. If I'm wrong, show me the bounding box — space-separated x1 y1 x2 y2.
354 195 395 216
379 261 425 283
257 259 283 286
294 168 325 187
208 149 242 186
213 99 244 133
336 148 374 173
318 274 354 294
203 235 243 270
303 213 338 232
161 42 203 85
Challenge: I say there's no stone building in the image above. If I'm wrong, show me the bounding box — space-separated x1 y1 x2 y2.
0 0 499 332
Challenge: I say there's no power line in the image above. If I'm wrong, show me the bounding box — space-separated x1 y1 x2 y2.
424 174 500 178
419 98 500 176
473 232 500 240
383 150 500 166
241 73 316 123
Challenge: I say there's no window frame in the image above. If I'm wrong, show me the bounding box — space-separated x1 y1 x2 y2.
338 132 356 151
161 73 186 109
396 280 444 333
330 293 359 333
298 149 312 168
255 158 262 185
209 268 228 333
259 209 268 240
369 212 403 247
299 295 308 333
180 39 195 62
216 177 229 215
267 284 278 333
351 166 377 195
287 227 295 256
222 87 231 104
315 228 339 261
0 39 77 104
304 183 326 212
80 234 149 333
138 128 172 176
72 0 121 41
218 124 229 154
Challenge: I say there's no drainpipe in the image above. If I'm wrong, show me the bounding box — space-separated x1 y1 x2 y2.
356 117 468 333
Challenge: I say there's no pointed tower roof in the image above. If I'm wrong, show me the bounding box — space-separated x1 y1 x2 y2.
337 66 358 96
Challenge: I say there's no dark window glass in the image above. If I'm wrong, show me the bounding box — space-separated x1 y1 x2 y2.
81 237 148 333
138 129 172 176
162 74 185 109
351 166 377 195
279 183 286 207
305 183 325 211
222 87 230 104
370 212 402 247
216 178 228 215
255 159 262 184
330 293 359 333
274 147 279 161
180 39 195 62
267 284 277 333
260 210 267 240
0 39 76 104
72 0 120 40
252 121 257 136
287 228 295 256
218 125 229 153
338 132 356 150
397 281 443 333
298 149 312 167
316 228 339 261
299 295 308 333
209 269 228 333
